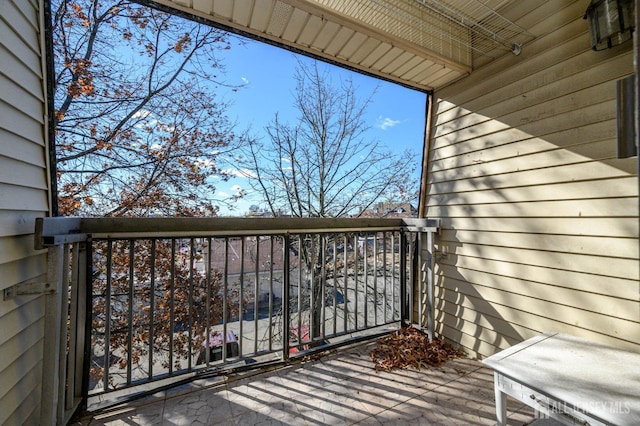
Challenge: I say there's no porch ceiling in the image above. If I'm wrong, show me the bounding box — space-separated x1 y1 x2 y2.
149 0 535 91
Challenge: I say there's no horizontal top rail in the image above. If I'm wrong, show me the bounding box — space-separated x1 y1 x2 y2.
36 217 439 248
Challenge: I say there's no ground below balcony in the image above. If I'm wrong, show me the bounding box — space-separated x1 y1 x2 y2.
73 342 535 425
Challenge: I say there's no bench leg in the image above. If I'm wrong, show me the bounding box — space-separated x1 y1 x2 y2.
494 372 508 426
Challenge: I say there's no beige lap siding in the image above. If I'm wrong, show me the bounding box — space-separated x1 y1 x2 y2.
425 0 639 358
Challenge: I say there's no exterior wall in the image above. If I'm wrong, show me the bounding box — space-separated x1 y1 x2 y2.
0 0 50 423
427 0 639 358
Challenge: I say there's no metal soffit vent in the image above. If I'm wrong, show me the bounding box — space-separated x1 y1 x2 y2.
318 0 536 66
412 0 536 57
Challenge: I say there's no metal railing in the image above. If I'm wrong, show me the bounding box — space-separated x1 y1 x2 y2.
35 217 438 413
16 236 89 425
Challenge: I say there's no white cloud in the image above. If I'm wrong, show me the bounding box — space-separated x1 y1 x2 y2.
132 109 157 130
241 77 249 85
376 116 401 130
231 184 243 191
218 191 229 197
132 109 152 120
223 168 257 179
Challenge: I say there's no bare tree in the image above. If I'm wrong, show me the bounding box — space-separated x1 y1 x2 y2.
242 59 416 218
241 59 417 343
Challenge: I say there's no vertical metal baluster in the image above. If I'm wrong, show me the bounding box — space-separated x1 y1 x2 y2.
373 233 378 326
408 233 414 325
127 239 134 385
103 241 112 391
354 233 359 330
282 235 290 360
188 238 195 370
268 236 274 352
221 237 229 363
332 235 337 336
309 234 315 341
297 235 302 349
65 243 79 410
57 244 71 419
205 237 212 365
394 232 398 321
363 233 368 328
149 239 156 379
223 238 229 362
321 234 326 340
254 236 260 354
418 232 423 330
399 232 407 324
169 239 176 374
308 234 315 339
392 232 397 321
383 232 388 324
343 233 348 333
238 237 245 358
60 243 77 410
77 241 89 405
426 230 434 342
75 243 89 409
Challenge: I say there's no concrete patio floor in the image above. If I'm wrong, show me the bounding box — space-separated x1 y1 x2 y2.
75 342 535 425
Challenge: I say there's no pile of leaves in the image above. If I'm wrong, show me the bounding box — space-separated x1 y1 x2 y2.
370 326 465 371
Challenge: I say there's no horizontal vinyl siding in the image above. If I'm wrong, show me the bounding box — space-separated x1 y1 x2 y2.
0 210 47 237
0 0 48 424
427 0 639 358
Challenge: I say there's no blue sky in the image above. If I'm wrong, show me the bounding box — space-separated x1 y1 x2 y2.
213 36 428 215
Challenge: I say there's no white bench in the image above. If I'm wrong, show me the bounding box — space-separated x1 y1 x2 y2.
483 332 640 426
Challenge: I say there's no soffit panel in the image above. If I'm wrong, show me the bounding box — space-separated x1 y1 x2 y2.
371 46 405 71
313 21 341 50
231 0 252 26
250 1 274 31
324 26 355 56
297 14 326 46
281 8 308 42
154 0 534 91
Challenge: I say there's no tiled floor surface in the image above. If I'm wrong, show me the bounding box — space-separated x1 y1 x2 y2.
76 343 535 425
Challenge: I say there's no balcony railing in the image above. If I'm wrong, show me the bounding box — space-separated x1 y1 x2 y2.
32 217 438 422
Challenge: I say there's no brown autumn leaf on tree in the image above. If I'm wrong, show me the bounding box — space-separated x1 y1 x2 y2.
52 0 250 217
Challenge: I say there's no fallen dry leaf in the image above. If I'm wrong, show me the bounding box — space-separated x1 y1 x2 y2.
369 325 465 371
